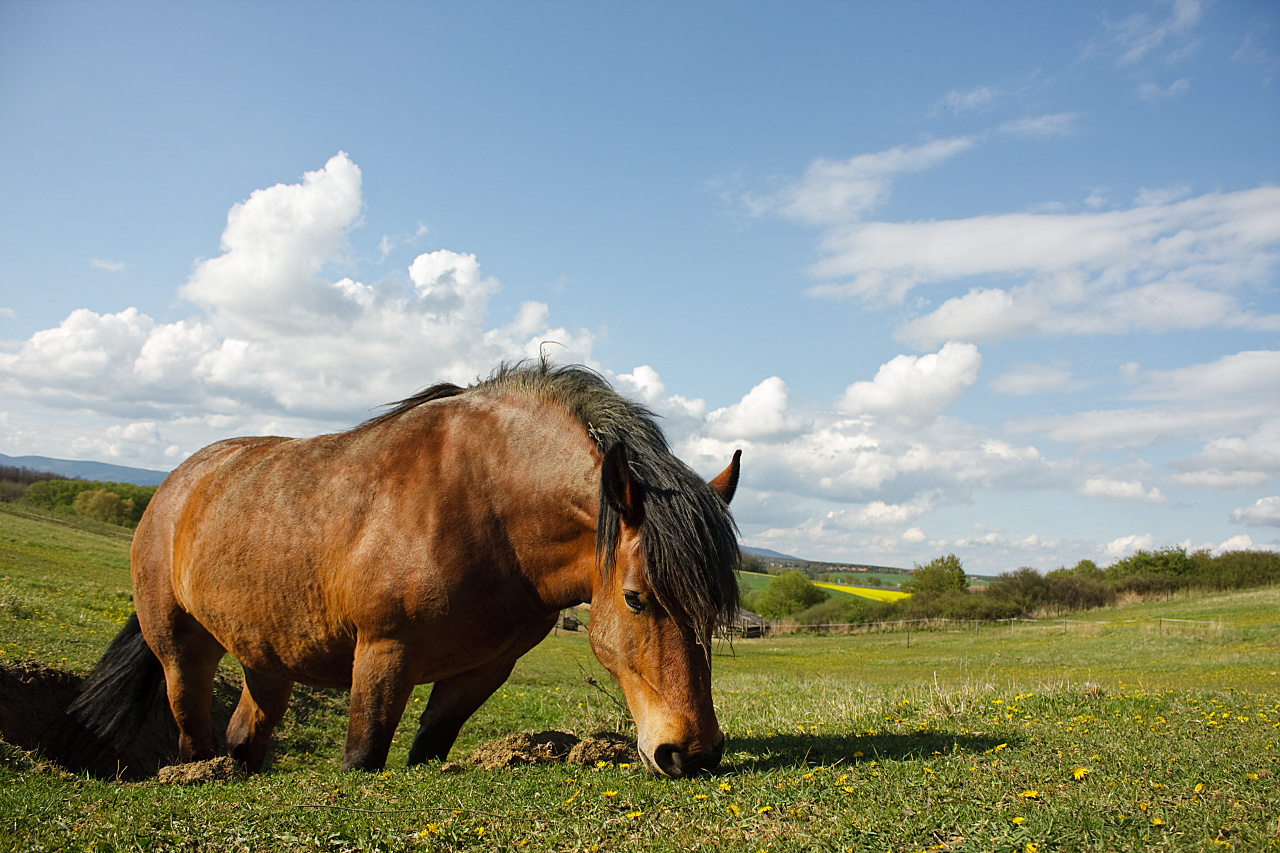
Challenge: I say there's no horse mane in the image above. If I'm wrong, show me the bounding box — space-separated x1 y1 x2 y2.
361 359 740 636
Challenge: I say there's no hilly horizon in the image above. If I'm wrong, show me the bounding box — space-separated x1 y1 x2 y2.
0 452 170 487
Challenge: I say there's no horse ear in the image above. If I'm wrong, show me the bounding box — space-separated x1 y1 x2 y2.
709 449 741 505
602 441 643 523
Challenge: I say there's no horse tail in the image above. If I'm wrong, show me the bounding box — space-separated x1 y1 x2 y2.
43 612 166 777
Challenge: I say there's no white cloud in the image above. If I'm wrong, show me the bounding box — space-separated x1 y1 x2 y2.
990 362 1089 395
936 86 1000 114
764 137 976 226
998 113 1078 138
1080 476 1166 504
0 153 594 427
1231 496 1280 528
1104 533 1157 558
1090 0 1202 66
836 342 981 426
706 376 798 440
871 188 1280 343
90 258 126 272
1137 78 1190 100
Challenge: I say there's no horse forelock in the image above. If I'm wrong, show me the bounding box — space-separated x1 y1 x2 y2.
357 358 741 634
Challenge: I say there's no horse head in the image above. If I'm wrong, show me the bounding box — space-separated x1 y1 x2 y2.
588 443 740 778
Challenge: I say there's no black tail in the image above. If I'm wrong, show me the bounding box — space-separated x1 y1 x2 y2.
42 612 166 777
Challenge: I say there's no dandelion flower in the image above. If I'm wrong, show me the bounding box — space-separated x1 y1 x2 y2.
1152 817 1165 826
757 806 773 814
728 804 740 816
719 782 732 792
694 794 709 801
1011 817 1025 826
627 811 644 819
1071 767 1089 781
602 791 617 798
1019 790 1040 799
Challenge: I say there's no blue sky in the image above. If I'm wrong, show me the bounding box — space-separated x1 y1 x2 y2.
2 0 1278 572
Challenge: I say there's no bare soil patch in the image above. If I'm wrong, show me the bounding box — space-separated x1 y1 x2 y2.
470 730 637 769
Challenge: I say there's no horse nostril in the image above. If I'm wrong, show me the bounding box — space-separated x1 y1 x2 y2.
653 737 724 778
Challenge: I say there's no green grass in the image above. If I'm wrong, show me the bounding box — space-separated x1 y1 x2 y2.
2 507 1278 851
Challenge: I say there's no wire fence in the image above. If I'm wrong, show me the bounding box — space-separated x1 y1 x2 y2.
728 614 1229 639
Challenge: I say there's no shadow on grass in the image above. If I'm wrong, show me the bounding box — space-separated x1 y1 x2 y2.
722 729 1019 772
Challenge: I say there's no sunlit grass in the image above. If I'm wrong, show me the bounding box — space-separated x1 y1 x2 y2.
2 506 1278 850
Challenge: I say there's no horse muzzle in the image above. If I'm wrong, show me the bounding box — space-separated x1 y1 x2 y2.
646 733 725 778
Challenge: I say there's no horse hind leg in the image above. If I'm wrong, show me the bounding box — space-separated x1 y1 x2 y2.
227 668 294 772
150 612 227 764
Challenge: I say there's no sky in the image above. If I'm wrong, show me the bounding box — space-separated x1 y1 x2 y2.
1 0 1278 573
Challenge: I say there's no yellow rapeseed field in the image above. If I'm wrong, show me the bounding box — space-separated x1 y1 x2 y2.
813 581 911 602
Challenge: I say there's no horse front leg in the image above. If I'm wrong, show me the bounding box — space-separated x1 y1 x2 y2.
407 656 518 765
342 639 415 771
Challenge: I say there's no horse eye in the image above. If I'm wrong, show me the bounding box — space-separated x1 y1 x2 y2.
623 590 646 614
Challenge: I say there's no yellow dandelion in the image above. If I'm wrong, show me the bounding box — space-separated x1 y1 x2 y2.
1011 817 1025 826
728 803 740 816
1194 783 1204 793
719 782 732 792
1019 790 1040 799
627 811 644 819
1152 817 1165 826
475 827 485 837
596 760 608 769
1025 844 1039 853
1071 767 1089 781
694 794 709 801
602 790 617 798
757 805 773 814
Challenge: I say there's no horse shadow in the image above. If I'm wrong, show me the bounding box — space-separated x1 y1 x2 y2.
720 729 1019 773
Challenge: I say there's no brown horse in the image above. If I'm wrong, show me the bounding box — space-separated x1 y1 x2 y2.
54 361 741 778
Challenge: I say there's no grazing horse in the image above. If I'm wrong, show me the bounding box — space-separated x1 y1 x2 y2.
55 361 741 778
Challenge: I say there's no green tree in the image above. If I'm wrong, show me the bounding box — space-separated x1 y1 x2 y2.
71 489 135 525
903 553 969 595
752 571 829 618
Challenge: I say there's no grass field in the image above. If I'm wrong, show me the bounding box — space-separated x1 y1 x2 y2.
2 504 1278 851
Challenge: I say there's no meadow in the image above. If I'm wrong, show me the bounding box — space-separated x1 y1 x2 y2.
1 504 1277 852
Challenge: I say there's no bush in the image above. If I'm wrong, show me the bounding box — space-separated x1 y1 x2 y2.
903 554 968 595
749 571 830 618
71 489 136 524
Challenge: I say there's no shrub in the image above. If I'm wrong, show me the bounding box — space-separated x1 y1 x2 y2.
750 571 830 618
71 489 136 524
903 554 969 595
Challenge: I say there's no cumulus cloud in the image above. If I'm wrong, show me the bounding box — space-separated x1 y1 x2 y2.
837 342 981 425
1104 533 1157 558
1080 476 1166 504
0 153 594 429
1231 496 1280 528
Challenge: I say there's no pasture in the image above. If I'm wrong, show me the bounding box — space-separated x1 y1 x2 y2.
1 504 1278 851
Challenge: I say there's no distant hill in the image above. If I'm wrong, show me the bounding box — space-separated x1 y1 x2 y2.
741 545 801 561
0 453 170 487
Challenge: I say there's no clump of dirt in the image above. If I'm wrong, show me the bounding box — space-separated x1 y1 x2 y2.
156 756 247 785
471 730 580 769
567 732 639 766
470 730 638 770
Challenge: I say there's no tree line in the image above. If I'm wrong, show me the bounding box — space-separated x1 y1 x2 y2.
741 547 1280 629
6 474 158 528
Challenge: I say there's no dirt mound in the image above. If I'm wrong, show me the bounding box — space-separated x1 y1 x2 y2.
471 730 637 770
567 732 639 766
156 756 247 785
471 730 580 769
0 662 236 780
